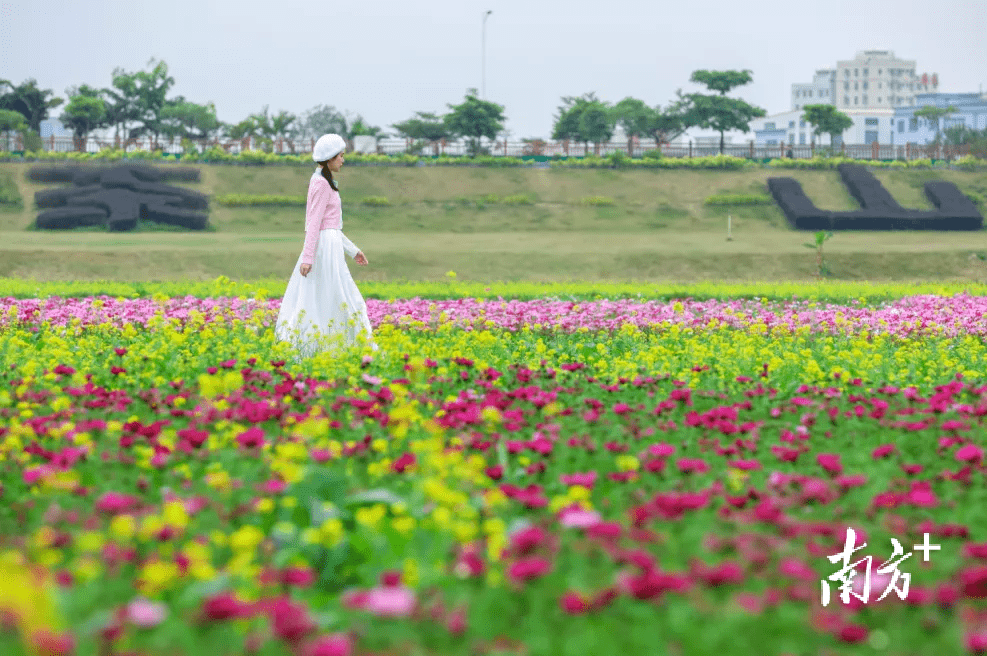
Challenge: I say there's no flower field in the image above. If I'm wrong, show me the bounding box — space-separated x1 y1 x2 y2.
3 280 987 656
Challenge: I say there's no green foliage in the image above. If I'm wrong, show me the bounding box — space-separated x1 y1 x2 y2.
360 196 391 207
704 193 773 206
444 89 507 157
801 104 854 145
0 108 27 132
0 77 64 132
953 155 987 172
160 98 221 141
501 194 534 205
0 171 21 207
577 101 614 144
214 194 306 207
59 85 107 140
391 111 450 143
689 69 754 95
681 70 765 154
642 149 663 160
580 195 616 206
803 230 834 277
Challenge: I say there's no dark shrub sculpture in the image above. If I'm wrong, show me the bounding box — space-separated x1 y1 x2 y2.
767 164 983 230
32 164 209 231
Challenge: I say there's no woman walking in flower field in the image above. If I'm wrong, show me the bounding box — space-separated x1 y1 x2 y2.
275 134 375 356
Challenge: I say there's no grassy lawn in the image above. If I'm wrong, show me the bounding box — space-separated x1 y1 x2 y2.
2 161 985 282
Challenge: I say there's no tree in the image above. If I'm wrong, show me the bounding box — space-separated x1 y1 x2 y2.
59 85 107 145
103 68 142 146
647 101 687 146
611 97 652 152
578 101 613 154
0 78 63 133
299 104 348 140
444 89 506 157
802 104 854 148
0 108 27 133
391 112 450 143
914 104 958 143
681 69 765 154
159 97 221 142
943 125 987 158
349 115 384 138
128 59 176 148
552 93 599 144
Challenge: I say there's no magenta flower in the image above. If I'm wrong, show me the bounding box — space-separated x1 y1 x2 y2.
235 426 266 449
95 491 139 514
956 444 984 463
558 507 602 528
343 585 417 618
201 592 250 621
816 453 843 476
560 591 589 614
302 634 353 656
507 556 552 583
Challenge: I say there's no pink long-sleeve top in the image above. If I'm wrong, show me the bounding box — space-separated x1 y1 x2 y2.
300 170 360 265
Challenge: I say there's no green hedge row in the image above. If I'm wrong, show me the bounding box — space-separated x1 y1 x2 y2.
2 147 985 171
703 193 774 206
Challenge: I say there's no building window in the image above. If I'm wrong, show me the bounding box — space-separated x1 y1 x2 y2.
909 117 918 131
854 97 859 105
854 68 859 76
862 95 868 104
765 122 775 130
788 120 795 128
844 69 850 77
799 133 806 144
854 82 859 90
767 139 778 145
878 69 882 75
877 97 882 103
863 68 869 76
808 90 813 97
898 120 904 133
865 118 879 126
844 82 850 91
799 120 806 128
863 81 868 90
789 134 795 144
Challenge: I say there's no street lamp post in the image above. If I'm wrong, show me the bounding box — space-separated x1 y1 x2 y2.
482 10 492 99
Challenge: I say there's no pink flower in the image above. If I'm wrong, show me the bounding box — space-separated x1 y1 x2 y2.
127 597 167 628
837 623 869 643
201 592 249 621
302 634 353 656
95 491 139 514
343 585 417 618
560 591 589 614
268 596 315 642
235 426 265 449
559 508 602 528
872 444 895 459
676 458 709 474
816 453 843 476
957 444 984 463
507 556 552 583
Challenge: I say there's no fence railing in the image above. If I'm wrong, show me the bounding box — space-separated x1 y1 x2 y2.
3 133 973 162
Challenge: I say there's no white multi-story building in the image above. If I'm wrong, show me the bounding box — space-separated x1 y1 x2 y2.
792 50 939 113
834 50 938 111
792 70 836 111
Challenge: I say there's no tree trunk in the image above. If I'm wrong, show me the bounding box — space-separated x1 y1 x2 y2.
719 131 725 155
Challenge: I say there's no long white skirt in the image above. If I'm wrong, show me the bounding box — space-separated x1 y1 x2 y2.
275 229 375 357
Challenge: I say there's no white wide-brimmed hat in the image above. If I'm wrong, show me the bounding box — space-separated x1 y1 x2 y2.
312 133 346 162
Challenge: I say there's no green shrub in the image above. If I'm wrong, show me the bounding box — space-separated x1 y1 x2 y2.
953 156 987 172
704 193 774 206
642 149 663 160
501 194 533 205
361 196 391 207
214 194 306 207
0 173 21 207
481 193 499 204
581 196 616 206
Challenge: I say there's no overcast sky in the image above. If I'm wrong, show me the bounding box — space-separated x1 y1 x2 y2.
3 0 985 140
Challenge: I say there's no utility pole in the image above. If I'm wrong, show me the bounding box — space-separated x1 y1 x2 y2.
482 10 493 99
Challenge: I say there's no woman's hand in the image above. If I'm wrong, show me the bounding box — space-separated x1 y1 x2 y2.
300 263 312 277
355 252 368 266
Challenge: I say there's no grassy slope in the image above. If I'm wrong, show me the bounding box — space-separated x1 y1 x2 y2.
1 162 985 282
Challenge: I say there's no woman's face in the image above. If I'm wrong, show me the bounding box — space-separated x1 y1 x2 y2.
327 151 345 173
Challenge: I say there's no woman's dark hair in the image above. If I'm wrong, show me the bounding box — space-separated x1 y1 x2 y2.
317 159 339 191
